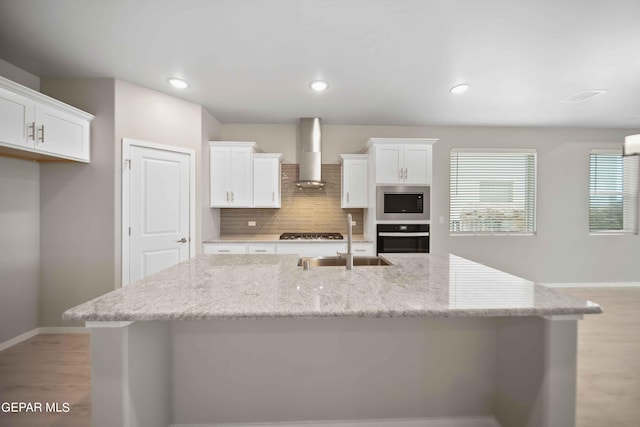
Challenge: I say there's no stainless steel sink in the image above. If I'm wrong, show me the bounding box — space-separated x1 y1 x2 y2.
297 256 391 267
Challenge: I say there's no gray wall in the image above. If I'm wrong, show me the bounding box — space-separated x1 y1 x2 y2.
0 61 40 342
39 78 116 327
201 108 222 242
221 124 640 283
113 79 205 266
38 78 210 327
0 58 39 90
0 157 40 343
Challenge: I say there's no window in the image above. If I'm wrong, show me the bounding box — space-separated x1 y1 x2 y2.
449 149 536 234
589 150 639 233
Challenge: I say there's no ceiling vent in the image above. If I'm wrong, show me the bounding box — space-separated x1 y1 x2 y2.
561 90 607 103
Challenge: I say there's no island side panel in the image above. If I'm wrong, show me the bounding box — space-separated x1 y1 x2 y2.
89 321 170 427
495 316 579 427
171 317 498 424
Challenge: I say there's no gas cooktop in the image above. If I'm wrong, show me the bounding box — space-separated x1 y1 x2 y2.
279 232 344 240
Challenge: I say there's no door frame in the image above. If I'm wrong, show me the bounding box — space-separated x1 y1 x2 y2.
121 138 196 286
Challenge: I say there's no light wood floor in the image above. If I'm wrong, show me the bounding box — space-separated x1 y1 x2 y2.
562 287 640 427
0 334 90 427
0 288 638 427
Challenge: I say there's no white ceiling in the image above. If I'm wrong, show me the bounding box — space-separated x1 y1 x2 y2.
1 0 640 128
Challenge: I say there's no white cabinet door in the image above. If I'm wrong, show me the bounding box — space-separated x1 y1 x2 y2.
229 147 252 207
210 146 231 207
342 157 368 208
375 144 403 184
253 155 281 208
34 103 90 162
0 86 35 150
403 144 431 185
210 144 254 207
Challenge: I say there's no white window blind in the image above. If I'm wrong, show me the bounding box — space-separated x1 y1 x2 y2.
450 149 536 234
589 150 639 233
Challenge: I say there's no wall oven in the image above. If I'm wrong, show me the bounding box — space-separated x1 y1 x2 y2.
377 224 430 254
376 186 430 221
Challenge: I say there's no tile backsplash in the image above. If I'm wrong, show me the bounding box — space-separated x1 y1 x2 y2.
220 164 364 235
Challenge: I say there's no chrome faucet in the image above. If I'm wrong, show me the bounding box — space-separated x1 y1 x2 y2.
338 213 354 270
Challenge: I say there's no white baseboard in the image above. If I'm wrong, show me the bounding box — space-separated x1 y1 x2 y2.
171 416 501 427
544 282 640 288
0 327 39 351
0 327 89 352
38 326 89 334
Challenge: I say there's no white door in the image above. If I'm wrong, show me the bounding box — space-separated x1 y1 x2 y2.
129 145 191 283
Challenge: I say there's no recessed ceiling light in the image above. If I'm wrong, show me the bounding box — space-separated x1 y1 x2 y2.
168 78 189 89
449 84 470 94
561 90 606 103
310 80 329 92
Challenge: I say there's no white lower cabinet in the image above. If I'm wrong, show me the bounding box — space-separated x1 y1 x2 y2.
247 243 276 254
203 242 375 257
203 243 247 254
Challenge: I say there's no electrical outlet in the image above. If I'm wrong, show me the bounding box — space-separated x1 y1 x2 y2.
248 221 256 227
439 216 445 224
351 220 357 226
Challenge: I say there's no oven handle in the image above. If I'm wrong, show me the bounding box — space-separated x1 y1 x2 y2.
378 232 430 237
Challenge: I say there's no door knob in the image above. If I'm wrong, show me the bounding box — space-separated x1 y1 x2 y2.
177 238 187 243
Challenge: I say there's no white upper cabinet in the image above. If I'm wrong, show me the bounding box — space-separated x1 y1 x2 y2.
253 153 282 208
340 154 368 208
0 76 93 162
210 142 257 208
34 103 90 161
367 138 437 185
0 86 35 150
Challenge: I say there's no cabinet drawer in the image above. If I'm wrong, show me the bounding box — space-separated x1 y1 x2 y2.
247 244 276 254
203 244 247 254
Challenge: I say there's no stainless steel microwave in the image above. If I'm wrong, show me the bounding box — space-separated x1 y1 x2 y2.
376 186 430 221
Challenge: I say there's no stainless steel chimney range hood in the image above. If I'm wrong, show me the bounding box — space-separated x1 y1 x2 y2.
295 117 326 188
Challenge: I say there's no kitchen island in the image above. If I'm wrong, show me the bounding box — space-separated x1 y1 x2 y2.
64 253 601 427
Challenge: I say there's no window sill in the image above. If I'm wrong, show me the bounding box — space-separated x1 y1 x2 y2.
588 231 637 236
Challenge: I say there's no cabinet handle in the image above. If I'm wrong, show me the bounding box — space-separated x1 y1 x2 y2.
403 168 408 179
272 191 275 202
37 125 45 143
347 192 350 203
27 122 35 141
355 249 366 252
218 249 231 253
226 191 229 202
254 249 267 253
399 168 402 179
231 191 234 202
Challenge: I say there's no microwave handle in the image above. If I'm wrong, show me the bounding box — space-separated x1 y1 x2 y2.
378 232 430 237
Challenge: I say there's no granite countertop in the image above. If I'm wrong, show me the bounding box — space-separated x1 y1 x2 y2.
203 234 372 243
63 253 601 322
